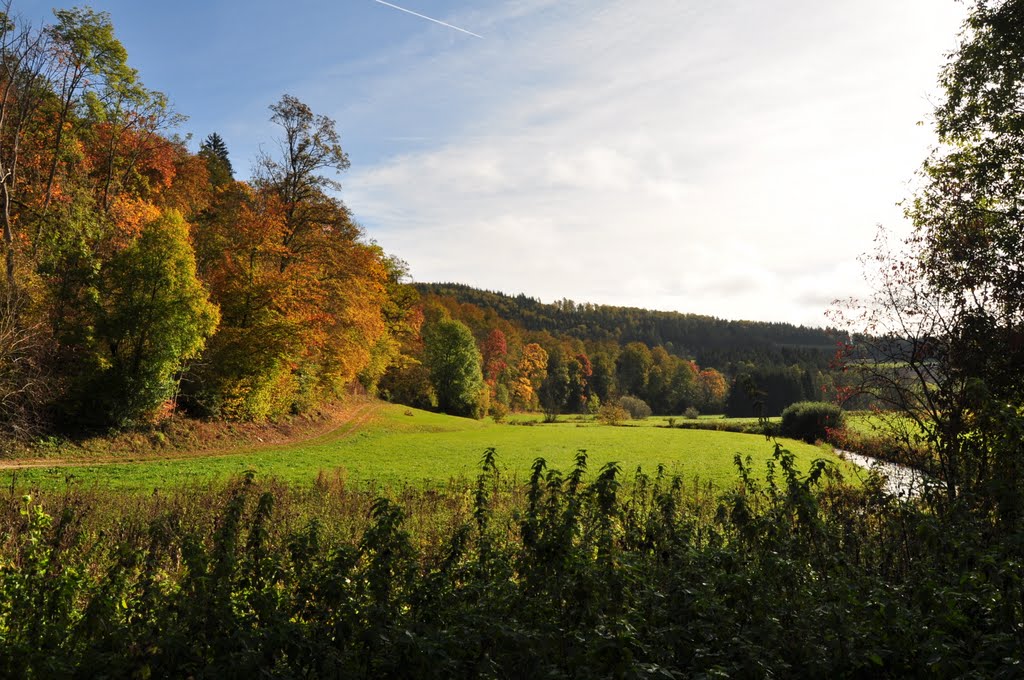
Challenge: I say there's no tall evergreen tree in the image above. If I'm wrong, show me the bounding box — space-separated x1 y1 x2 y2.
199 132 233 185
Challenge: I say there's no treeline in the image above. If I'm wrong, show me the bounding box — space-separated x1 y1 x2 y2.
0 5 417 437
388 285 843 418
378 293 733 419
415 283 842 370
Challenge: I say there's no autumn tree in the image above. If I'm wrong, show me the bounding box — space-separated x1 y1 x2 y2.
184 97 389 419
181 183 302 419
257 96 387 403
0 9 413 435
86 80 182 213
481 328 508 384
256 94 349 273
512 342 547 411
41 7 133 211
359 255 421 396
697 368 728 414
566 352 592 413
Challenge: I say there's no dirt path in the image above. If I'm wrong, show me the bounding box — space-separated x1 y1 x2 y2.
0 400 383 471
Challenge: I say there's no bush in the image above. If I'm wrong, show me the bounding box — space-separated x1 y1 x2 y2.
597 403 630 425
618 396 652 420
780 401 845 443
489 400 509 423
683 406 700 419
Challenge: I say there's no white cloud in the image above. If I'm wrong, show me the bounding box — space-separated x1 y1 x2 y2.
341 0 966 326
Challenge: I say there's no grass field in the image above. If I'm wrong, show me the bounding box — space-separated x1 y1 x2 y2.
843 411 926 436
2 402 857 490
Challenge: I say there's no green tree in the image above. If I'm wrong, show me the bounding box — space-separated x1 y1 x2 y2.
912 0 1024 322
84 210 219 426
539 346 571 417
587 347 617 403
423 318 484 418
840 0 1024 520
616 342 651 399
41 7 133 211
667 359 699 413
645 347 674 413
909 0 1024 518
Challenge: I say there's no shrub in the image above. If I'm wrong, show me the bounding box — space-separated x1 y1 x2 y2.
780 401 845 443
683 406 700 419
489 401 509 423
618 395 652 420
597 403 630 425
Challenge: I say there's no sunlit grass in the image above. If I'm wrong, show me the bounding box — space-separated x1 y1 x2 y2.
5 402 856 491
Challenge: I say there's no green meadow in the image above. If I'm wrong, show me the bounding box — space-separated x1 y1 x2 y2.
5 403 856 490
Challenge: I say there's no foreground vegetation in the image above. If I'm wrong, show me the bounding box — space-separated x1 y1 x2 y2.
2 449 1020 678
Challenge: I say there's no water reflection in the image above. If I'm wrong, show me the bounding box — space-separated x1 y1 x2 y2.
837 449 925 497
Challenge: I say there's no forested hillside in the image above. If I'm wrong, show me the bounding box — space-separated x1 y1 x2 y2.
405 283 847 417
415 283 842 370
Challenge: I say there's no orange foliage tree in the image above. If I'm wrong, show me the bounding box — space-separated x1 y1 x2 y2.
182 97 392 420
512 342 548 411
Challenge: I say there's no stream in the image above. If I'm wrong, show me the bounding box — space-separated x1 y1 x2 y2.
836 449 925 497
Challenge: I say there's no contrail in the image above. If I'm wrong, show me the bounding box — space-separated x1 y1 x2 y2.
372 0 483 39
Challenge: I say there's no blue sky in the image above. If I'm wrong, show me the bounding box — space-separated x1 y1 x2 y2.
16 0 967 326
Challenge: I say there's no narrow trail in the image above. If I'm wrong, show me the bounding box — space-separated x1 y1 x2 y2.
310 401 379 445
0 401 383 471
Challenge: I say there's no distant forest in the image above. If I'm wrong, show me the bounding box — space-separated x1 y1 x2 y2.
415 283 843 370
399 283 852 419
